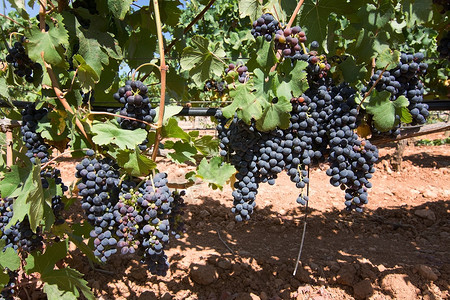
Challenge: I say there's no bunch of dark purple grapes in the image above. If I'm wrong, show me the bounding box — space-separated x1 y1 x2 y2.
251 13 280 41
113 80 156 130
273 27 330 81
204 79 227 96
0 198 44 253
362 52 429 127
5 40 41 83
226 63 248 83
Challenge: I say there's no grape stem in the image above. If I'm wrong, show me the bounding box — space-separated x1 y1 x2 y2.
8 32 25 48
40 52 93 146
357 63 390 112
164 0 217 54
151 0 167 162
287 0 305 28
88 111 159 129
131 62 160 81
0 13 25 27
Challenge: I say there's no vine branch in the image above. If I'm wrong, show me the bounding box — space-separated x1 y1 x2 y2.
357 63 390 111
89 111 159 129
151 0 167 162
41 52 93 146
0 13 25 27
164 0 217 54
287 0 305 28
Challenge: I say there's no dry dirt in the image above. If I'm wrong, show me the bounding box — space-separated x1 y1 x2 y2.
36 133 450 299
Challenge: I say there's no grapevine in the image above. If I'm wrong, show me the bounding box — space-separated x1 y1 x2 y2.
0 0 448 299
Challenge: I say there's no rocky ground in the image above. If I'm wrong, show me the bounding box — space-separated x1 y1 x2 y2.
32 132 450 300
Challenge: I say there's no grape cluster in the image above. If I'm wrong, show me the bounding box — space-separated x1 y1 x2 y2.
168 190 186 239
273 27 330 80
226 63 248 83
21 104 68 224
437 31 449 60
75 152 121 261
251 13 280 41
5 40 41 83
274 26 307 57
113 80 156 130
204 80 227 96
21 104 50 164
324 85 378 211
216 77 379 219
363 52 429 126
75 153 185 275
0 198 43 252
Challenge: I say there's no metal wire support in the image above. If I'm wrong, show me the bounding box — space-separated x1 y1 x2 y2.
1 100 449 113
293 165 311 276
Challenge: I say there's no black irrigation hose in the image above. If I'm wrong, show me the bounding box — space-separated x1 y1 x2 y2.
1 100 450 116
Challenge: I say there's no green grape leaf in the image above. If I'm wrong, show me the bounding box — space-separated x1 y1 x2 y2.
68 222 99 264
399 107 413 124
222 84 264 123
263 0 287 23
153 106 184 125
107 0 133 20
25 240 69 275
366 91 409 132
0 271 9 289
91 120 147 150
0 247 20 271
0 78 10 100
72 55 99 90
126 29 157 69
69 130 91 159
401 0 434 26
352 3 395 31
43 284 78 300
164 141 198 164
193 135 219 156
6 0 25 11
246 37 278 74
41 268 94 300
196 156 236 190
26 14 69 67
338 57 368 84
36 111 69 142
7 164 44 232
161 118 191 142
160 0 182 27
76 33 110 88
255 96 292 131
299 0 356 43
276 60 309 99
180 35 226 87
239 0 263 21
375 48 400 70
0 165 28 198
116 148 156 176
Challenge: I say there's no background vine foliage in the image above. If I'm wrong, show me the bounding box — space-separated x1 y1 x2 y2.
0 0 448 298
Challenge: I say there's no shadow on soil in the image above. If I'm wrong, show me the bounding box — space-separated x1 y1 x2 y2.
65 195 449 300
